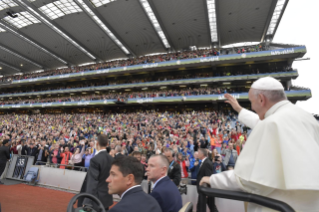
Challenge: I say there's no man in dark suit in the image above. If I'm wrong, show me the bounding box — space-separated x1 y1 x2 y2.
196 148 218 212
107 156 161 212
164 148 181 186
114 145 124 159
26 143 38 157
79 135 113 211
147 154 182 212
0 139 10 184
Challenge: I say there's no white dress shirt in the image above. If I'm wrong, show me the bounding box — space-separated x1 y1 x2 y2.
200 157 207 168
152 175 166 189
94 149 106 156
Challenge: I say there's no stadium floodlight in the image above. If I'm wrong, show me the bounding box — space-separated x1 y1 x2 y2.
39 0 82 20
206 0 218 42
15 0 96 60
0 0 18 11
0 61 21 72
74 0 130 55
0 45 42 68
0 22 68 65
266 0 287 35
0 27 5 32
89 0 115 8
139 0 171 49
3 11 40 29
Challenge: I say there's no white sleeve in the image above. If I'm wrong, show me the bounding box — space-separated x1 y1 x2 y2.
209 170 243 191
238 108 260 129
210 170 276 197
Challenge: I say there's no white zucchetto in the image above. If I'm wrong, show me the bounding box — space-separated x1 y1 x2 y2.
251 76 284 90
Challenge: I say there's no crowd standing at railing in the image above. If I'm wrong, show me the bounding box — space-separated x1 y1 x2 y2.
0 87 248 105
0 44 268 83
0 111 247 184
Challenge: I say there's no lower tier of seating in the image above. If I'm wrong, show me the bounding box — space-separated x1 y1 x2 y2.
0 90 311 109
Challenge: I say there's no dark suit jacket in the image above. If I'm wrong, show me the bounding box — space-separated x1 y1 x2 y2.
167 160 181 186
110 186 161 212
21 145 28 156
26 147 38 157
150 176 182 212
0 146 10 163
114 152 124 159
196 157 213 187
196 157 216 211
81 150 113 210
0 146 10 176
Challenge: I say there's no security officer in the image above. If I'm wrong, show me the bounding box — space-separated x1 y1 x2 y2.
0 139 10 184
163 148 181 186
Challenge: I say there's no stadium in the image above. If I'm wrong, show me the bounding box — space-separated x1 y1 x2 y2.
0 0 317 212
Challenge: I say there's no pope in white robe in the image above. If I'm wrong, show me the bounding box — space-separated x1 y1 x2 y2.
200 77 319 212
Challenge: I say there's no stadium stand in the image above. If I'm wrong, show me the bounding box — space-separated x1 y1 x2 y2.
0 0 313 211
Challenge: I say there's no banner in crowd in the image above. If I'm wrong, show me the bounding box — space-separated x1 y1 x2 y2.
0 90 311 109
11 46 306 84
2 71 298 98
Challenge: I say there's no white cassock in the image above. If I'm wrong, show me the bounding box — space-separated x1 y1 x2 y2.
209 100 319 212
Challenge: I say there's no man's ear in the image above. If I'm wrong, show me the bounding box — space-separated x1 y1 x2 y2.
126 173 135 186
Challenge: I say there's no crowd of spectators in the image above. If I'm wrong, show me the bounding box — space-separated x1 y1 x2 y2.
0 44 269 83
0 65 293 96
1 87 248 105
0 111 247 184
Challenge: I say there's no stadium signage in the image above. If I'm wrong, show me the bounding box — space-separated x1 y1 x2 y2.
96 69 110 74
271 48 295 56
218 94 240 100
200 57 219 62
12 105 21 108
77 101 90 106
137 98 153 103
59 74 70 78
143 63 158 68
42 103 52 107
28 78 38 82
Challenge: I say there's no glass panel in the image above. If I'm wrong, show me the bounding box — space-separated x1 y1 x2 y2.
139 0 170 48
0 0 18 11
89 0 114 8
266 0 286 35
3 11 40 29
206 0 218 42
39 0 82 20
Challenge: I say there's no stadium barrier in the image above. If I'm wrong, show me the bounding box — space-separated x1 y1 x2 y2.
5 155 35 182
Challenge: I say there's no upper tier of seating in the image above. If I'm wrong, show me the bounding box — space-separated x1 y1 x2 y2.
0 45 306 85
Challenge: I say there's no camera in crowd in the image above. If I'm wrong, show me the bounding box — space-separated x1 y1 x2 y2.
178 184 188 195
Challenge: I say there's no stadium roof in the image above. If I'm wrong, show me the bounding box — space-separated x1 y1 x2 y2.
0 0 289 74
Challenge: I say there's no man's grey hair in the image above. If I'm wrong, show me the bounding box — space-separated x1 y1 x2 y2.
164 148 175 156
150 154 169 169
115 145 122 153
198 148 208 157
252 89 287 103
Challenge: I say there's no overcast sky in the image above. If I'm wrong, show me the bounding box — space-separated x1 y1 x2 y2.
273 0 319 114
